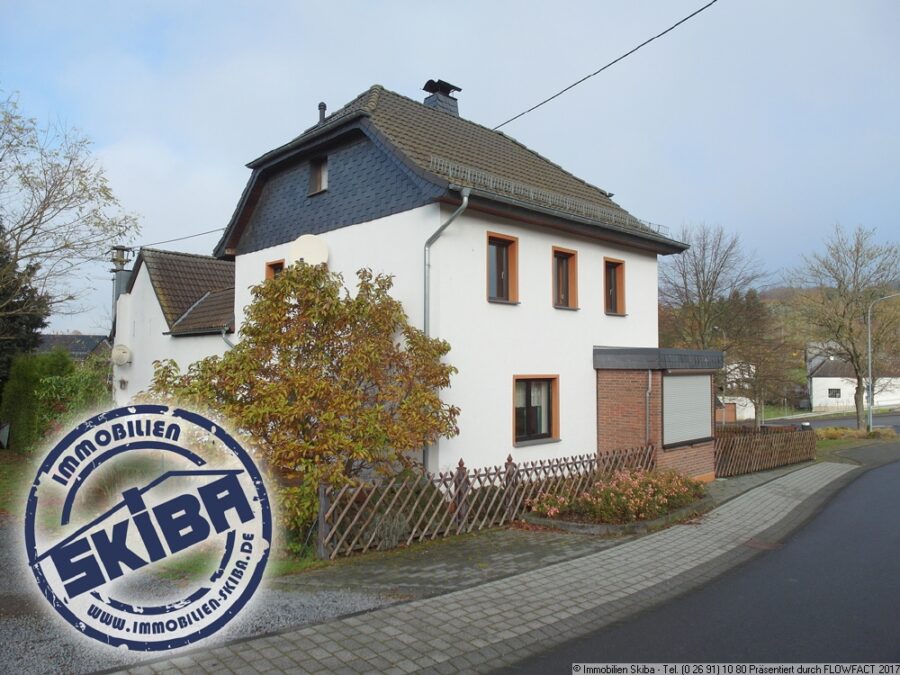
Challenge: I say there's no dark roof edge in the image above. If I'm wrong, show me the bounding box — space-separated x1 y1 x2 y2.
464 192 688 255
166 326 234 337
247 109 372 169
593 347 724 371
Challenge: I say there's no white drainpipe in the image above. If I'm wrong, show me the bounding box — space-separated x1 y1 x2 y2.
421 187 470 472
423 187 471 337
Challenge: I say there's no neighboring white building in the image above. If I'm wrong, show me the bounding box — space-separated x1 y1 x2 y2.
113 80 722 479
808 355 900 411
112 249 234 404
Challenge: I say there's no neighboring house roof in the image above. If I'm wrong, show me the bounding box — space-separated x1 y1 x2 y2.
810 357 900 379
168 287 235 336
216 84 686 257
127 248 235 334
36 334 109 360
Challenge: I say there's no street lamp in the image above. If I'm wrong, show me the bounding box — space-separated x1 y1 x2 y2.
867 292 900 432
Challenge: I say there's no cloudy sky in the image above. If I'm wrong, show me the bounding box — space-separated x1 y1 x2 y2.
2 0 898 333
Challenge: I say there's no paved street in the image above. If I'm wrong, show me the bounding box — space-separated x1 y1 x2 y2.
108 460 860 674
510 456 900 668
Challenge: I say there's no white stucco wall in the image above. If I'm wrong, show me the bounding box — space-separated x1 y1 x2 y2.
112 265 228 405
811 376 900 411
234 204 660 472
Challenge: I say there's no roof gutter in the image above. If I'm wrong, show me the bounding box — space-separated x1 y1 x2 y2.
424 187 470 337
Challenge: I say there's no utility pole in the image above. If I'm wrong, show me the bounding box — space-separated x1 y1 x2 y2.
866 292 900 432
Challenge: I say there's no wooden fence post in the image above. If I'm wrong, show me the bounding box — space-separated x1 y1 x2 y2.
316 482 330 560
453 458 468 527
504 454 518 521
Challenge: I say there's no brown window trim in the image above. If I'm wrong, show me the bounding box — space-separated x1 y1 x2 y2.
512 374 560 445
552 246 578 309
265 259 285 280
604 257 626 315
486 231 519 304
308 157 328 195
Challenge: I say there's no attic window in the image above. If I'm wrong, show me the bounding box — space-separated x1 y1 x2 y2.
266 260 284 280
309 157 328 195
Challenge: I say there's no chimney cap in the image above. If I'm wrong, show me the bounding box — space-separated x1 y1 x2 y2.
423 79 461 97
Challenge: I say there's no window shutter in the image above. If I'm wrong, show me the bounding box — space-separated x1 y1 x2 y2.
663 375 712 446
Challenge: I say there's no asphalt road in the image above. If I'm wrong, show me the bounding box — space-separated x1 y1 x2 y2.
507 459 900 668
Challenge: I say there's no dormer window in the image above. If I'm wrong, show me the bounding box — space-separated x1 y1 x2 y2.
309 157 328 195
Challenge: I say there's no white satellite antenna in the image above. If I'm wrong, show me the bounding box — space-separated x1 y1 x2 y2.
288 234 329 267
111 344 132 366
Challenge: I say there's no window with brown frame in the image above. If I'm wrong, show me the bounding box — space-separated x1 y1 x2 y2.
487 232 519 303
552 247 578 309
265 260 285 280
604 258 625 314
308 157 328 195
513 375 560 444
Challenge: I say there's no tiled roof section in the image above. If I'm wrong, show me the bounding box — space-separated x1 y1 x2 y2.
169 287 235 336
139 248 234 328
266 85 671 241
36 334 109 359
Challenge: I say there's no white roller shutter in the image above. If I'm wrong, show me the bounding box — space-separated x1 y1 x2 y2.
663 374 712 446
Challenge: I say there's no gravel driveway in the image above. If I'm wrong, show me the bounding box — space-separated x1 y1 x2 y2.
0 520 396 675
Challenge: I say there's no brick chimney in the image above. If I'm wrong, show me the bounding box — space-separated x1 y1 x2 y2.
423 79 461 116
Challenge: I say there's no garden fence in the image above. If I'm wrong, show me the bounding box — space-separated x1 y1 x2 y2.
714 428 816 477
316 444 656 559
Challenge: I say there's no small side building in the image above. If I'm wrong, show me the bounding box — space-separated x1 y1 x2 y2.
594 348 723 482
112 248 235 404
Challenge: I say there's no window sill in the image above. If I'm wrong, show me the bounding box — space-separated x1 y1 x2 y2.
605 311 627 317
514 437 561 448
553 304 579 311
488 298 520 305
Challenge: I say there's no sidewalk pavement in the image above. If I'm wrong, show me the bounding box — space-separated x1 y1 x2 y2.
110 456 871 675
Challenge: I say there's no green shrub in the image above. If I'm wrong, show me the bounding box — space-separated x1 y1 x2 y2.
36 354 111 440
528 469 705 524
0 349 74 452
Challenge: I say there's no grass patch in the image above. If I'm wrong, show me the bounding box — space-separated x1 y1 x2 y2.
764 405 805 420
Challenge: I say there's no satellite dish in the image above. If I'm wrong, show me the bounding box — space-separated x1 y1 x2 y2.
288 234 329 267
111 344 132 366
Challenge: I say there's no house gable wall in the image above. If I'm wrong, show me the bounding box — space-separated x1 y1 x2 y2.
236 133 442 255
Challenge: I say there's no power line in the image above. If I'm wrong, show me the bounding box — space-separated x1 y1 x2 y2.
139 227 224 248
493 0 721 130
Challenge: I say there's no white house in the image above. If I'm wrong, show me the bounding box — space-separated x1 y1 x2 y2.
113 80 722 480
808 354 900 411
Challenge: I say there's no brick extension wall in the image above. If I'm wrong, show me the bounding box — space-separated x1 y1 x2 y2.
596 369 716 482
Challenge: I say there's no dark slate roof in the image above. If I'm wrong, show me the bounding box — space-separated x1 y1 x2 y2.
593 347 724 371
218 84 684 256
810 356 900 379
36 334 109 359
168 287 235 336
128 248 234 331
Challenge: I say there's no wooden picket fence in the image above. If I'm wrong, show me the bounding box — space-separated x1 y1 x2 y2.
316 445 656 559
714 428 816 477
